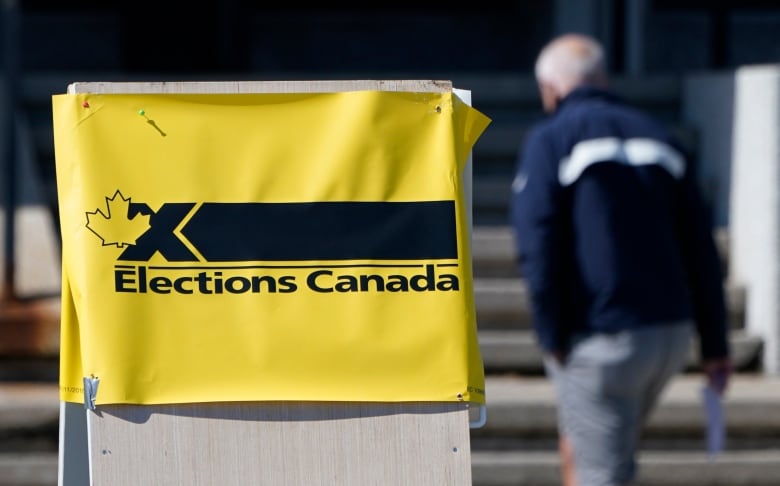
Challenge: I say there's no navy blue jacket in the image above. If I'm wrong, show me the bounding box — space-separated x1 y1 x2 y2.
509 86 729 360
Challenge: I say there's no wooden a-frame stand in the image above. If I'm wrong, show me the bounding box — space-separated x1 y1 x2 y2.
58 80 479 486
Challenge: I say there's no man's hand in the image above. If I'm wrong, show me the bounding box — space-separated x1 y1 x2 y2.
702 357 732 395
550 350 568 365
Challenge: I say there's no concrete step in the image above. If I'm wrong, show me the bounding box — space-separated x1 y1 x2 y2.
471 225 731 279
6 376 778 443
3 373 780 486
5 449 779 486
478 329 762 374
471 449 780 486
0 453 58 486
1 326 760 384
474 278 746 332
7 376 778 440
475 373 780 439
471 374 780 484
471 177 513 220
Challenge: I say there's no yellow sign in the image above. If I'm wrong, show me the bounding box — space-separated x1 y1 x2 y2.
52 90 490 405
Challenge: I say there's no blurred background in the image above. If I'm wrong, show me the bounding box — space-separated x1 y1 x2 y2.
2 1 780 485
5 0 780 223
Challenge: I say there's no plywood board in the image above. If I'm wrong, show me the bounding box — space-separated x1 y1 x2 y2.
61 80 474 486
88 401 471 485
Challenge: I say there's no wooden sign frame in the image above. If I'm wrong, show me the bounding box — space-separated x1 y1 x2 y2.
58 80 480 486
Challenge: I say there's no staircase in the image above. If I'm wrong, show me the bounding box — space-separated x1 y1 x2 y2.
469 225 780 486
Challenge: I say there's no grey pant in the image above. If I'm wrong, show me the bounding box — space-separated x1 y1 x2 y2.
544 321 693 486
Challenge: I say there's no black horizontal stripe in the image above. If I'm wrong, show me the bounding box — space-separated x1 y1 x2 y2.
180 201 458 261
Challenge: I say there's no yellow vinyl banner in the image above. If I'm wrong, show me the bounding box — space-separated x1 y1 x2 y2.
52 89 490 406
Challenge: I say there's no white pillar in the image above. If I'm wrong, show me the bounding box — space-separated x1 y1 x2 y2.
730 65 780 374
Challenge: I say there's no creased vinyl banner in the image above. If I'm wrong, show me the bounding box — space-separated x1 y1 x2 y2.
52 90 490 406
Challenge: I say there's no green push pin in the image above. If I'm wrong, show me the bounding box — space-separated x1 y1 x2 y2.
137 108 166 137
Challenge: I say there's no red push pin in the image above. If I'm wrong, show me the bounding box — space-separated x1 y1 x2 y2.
82 101 90 108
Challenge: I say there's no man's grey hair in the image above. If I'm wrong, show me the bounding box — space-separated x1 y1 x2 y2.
534 34 607 96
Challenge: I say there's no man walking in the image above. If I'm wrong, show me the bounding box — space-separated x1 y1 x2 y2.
510 33 732 486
